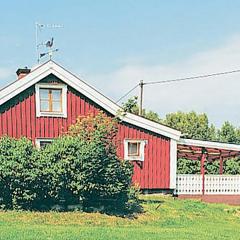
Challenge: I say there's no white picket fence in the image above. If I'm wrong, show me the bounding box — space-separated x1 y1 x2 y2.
176 174 240 195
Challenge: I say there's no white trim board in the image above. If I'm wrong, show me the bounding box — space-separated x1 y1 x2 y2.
178 138 240 151
0 60 181 140
170 139 177 189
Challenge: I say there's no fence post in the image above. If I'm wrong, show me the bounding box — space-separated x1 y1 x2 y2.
201 150 207 195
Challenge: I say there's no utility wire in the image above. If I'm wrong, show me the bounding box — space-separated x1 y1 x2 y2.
116 84 139 103
116 68 240 103
144 69 240 85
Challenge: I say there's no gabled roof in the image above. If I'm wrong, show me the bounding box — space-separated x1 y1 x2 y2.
0 60 181 140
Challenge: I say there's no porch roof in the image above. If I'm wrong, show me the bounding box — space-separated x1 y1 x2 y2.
177 138 240 161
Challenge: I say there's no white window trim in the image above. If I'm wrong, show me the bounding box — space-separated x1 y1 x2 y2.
35 83 67 118
35 138 54 148
124 139 147 161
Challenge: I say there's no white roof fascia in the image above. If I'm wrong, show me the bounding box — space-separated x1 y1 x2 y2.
179 138 240 151
0 61 181 140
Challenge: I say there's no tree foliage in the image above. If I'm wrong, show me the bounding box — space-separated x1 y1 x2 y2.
122 96 161 122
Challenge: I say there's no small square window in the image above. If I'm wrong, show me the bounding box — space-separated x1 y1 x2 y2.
36 138 53 149
124 140 146 161
36 84 67 117
128 142 141 157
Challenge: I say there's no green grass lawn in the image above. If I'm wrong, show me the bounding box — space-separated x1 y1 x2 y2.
0 195 239 240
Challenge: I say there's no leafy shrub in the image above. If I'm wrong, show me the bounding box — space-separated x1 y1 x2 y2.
224 158 240 175
37 135 134 212
177 158 200 174
0 136 37 209
177 157 240 175
0 112 140 214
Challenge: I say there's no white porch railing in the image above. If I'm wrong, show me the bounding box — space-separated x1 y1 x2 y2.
176 174 240 195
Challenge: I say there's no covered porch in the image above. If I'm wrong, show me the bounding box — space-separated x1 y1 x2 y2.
176 138 240 205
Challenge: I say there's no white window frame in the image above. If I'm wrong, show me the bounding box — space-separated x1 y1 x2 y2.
35 138 54 149
124 139 147 161
35 83 67 118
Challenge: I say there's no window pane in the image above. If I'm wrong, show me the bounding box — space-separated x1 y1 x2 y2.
40 141 52 148
40 100 50 111
52 89 62 101
128 142 140 156
40 89 49 100
52 101 61 112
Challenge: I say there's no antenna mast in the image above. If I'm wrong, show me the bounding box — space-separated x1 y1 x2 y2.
35 22 63 63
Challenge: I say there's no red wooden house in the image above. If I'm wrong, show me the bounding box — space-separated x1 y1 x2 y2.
0 61 181 192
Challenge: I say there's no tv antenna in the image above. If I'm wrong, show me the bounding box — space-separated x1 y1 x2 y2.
35 22 63 63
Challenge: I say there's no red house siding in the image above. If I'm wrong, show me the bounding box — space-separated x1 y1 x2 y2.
0 80 170 189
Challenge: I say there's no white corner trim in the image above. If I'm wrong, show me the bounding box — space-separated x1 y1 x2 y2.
0 60 181 140
124 139 147 161
35 138 53 148
35 83 67 118
170 139 177 189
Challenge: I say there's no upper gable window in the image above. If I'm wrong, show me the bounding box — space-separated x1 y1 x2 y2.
36 84 67 117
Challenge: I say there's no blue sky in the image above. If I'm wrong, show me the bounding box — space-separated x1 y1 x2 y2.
1 1 240 126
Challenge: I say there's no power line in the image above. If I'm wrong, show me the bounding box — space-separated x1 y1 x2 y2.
143 69 240 85
115 68 240 106
116 84 139 103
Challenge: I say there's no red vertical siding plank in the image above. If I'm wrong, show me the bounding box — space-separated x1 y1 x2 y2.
71 93 76 124
40 117 45 137
53 118 59 137
2 111 7 135
67 92 72 128
156 138 161 187
26 97 31 139
30 94 36 141
76 94 80 119
11 107 17 138
49 117 54 138
15 102 21 138
21 100 26 136
153 136 158 188
148 134 153 189
85 100 89 115
0 114 2 136
7 108 12 137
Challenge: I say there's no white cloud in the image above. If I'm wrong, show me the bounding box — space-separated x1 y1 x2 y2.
0 68 14 88
86 35 240 127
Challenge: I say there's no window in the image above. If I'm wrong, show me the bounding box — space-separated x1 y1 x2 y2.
124 139 146 161
128 142 141 156
35 138 53 148
36 84 67 117
40 88 62 112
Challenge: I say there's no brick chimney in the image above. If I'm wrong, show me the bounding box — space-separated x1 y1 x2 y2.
16 67 31 80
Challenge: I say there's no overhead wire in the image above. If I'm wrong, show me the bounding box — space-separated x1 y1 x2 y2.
144 69 240 85
116 84 139 103
116 68 240 103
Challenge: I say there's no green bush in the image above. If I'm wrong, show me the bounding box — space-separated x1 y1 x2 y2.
0 136 37 209
177 157 240 175
177 158 200 174
0 113 139 214
37 135 134 213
